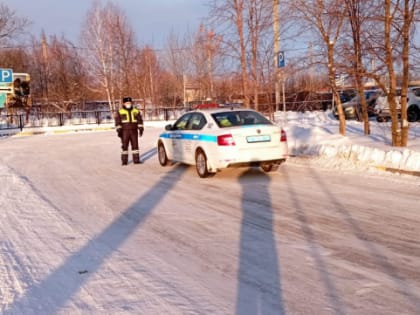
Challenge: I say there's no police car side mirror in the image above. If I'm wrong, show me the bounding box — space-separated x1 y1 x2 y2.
165 124 173 131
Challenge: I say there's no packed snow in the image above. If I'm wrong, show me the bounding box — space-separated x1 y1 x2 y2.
2 110 420 174
280 111 420 174
0 110 419 315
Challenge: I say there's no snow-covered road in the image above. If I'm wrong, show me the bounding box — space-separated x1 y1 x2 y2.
1 129 419 314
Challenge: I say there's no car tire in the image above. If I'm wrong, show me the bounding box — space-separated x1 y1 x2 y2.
407 106 419 122
195 149 213 178
261 163 280 173
158 142 169 166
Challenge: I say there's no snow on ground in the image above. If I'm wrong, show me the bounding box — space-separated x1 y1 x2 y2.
2 110 419 174
0 110 419 314
277 111 420 174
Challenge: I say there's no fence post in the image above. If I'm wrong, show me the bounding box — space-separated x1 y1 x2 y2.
59 112 64 126
19 114 24 131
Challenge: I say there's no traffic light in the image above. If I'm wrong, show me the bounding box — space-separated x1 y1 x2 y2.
21 80 30 96
13 78 22 96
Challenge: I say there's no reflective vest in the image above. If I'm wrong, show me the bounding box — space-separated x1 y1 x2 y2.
118 108 140 123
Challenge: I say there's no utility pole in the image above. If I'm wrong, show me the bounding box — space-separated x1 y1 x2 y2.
183 74 187 107
41 32 49 105
207 31 215 100
273 0 280 112
309 41 313 90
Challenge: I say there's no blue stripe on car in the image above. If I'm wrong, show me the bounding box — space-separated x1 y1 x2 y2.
160 133 217 142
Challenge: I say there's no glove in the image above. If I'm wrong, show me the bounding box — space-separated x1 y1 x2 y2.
139 127 144 137
117 129 122 138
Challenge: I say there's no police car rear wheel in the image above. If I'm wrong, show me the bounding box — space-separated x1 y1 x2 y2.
158 143 169 166
195 150 211 178
261 163 279 173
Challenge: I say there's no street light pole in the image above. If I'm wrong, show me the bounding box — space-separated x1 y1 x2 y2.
183 74 187 108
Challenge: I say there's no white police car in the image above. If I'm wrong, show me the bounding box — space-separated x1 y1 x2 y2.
157 107 288 178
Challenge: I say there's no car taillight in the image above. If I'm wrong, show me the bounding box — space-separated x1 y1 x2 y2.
280 129 287 142
217 134 236 146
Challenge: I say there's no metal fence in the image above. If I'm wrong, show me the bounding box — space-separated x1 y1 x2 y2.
0 101 333 131
0 107 187 131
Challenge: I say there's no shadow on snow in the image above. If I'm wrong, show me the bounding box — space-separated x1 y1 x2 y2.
5 149 186 314
235 168 285 315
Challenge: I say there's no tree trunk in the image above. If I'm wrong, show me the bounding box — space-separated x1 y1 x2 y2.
399 0 415 147
345 0 370 134
384 0 401 146
327 42 346 135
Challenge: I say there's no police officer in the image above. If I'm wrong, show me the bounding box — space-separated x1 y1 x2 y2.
115 97 144 165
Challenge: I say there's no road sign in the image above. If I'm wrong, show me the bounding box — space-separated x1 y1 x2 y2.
0 93 6 108
277 51 285 68
0 68 13 83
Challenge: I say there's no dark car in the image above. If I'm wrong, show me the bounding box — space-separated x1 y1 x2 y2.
333 90 380 120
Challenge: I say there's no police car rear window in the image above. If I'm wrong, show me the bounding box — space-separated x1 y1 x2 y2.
212 111 272 128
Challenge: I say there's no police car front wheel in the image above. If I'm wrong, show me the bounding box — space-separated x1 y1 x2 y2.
158 143 169 166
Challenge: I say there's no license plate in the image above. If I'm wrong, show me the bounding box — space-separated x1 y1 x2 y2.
246 135 271 143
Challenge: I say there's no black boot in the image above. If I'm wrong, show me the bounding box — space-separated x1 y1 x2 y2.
133 153 142 164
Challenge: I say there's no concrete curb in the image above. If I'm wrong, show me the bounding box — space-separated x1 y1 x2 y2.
1 126 115 137
374 166 420 177
1 121 172 138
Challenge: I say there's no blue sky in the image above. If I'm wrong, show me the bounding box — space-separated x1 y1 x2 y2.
5 0 208 47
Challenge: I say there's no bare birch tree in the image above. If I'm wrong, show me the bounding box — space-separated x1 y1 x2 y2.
364 0 417 146
246 0 272 111
343 0 372 134
163 31 193 105
208 0 250 107
397 0 417 146
81 1 136 111
189 26 206 101
190 24 223 100
133 46 162 106
37 35 88 111
0 4 30 45
290 0 347 135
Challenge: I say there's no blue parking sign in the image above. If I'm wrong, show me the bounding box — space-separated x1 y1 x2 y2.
0 69 13 83
277 51 285 68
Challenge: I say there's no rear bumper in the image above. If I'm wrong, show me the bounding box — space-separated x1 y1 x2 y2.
200 141 288 172
225 158 287 168
212 150 288 168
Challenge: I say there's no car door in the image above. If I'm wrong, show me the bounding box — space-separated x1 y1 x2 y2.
171 113 192 162
183 113 207 164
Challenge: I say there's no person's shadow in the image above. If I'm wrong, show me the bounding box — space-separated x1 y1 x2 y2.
235 168 285 315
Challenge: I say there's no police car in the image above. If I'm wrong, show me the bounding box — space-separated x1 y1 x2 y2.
157 106 288 178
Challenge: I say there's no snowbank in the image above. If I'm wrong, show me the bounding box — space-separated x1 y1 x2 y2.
278 111 420 173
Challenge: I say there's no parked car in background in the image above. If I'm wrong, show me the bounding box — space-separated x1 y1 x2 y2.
374 89 401 122
407 87 420 122
157 107 288 178
375 87 420 122
333 89 380 120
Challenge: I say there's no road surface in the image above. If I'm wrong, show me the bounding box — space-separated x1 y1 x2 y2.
1 129 419 314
